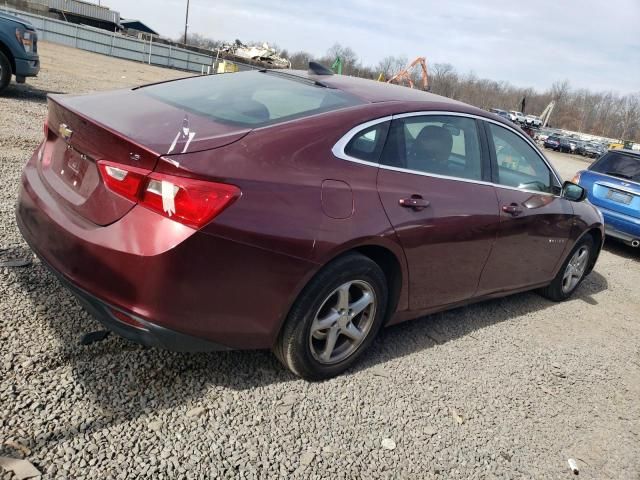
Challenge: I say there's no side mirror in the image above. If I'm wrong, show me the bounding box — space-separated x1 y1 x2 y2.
561 181 586 202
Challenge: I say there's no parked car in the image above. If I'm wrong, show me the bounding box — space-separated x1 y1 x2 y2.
0 12 40 93
16 66 604 379
573 140 587 156
508 110 526 124
525 115 542 128
535 129 553 142
573 149 640 247
544 136 561 150
489 108 511 121
583 142 607 159
559 137 575 153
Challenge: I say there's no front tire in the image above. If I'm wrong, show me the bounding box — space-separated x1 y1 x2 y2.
0 51 12 93
538 234 595 301
274 253 388 380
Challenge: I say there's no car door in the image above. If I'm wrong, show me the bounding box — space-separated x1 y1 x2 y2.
376 113 500 311
477 121 574 294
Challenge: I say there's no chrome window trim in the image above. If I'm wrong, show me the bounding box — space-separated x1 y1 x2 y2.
331 110 563 197
331 115 392 166
392 111 563 187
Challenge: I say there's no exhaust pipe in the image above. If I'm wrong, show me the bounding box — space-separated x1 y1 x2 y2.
632 240 640 248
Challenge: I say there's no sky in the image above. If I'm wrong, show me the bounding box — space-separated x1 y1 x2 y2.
104 0 640 94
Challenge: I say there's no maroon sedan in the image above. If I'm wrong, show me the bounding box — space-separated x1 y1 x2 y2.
17 65 604 379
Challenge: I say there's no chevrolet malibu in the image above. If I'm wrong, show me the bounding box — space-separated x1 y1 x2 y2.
17 65 604 379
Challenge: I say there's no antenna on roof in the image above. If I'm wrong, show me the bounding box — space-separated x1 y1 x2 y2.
308 62 334 76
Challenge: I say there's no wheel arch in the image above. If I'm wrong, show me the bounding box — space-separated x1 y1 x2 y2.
0 40 16 73
273 239 409 346
582 226 603 274
351 244 404 325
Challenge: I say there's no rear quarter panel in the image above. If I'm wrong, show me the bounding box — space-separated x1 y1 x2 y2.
155 102 411 323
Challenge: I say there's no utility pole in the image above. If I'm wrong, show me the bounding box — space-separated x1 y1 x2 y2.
183 0 190 44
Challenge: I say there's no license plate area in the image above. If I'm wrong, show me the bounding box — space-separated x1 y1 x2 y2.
60 148 89 189
606 188 633 205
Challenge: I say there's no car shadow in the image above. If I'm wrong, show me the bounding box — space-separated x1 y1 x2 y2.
357 269 608 373
10 252 607 447
1 83 65 103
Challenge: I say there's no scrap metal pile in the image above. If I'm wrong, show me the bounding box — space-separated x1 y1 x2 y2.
220 40 291 68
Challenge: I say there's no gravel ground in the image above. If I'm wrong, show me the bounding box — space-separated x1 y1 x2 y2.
1 42 639 480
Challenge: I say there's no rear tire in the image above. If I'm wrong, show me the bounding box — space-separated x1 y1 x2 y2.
0 51 12 93
274 253 388 380
538 234 595 301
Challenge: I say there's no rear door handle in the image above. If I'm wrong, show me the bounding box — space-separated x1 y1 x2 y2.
502 203 523 216
399 195 430 211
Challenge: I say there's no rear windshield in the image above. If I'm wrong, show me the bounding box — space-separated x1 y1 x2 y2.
591 151 640 181
141 71 363 127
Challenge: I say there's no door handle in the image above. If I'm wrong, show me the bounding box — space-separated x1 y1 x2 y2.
399 195 430 211
502 203 523 216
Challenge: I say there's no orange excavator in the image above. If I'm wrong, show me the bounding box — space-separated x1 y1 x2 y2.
386 57 430 91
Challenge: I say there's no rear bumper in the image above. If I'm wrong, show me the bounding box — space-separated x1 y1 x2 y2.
33 250 230 351
599 206 640 242
14 56 40 77
16 150 318 350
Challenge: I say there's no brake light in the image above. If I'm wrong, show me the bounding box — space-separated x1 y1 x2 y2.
572 171 582 184
98 161 149 202
140 173 240 228
97 160 240 228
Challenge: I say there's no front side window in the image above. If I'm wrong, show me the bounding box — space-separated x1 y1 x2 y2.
380 115 483 181
488 123 560 194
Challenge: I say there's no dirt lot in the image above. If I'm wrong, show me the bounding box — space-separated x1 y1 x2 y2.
1 42 639 479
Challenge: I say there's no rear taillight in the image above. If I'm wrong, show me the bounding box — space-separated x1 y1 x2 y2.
97 160 240 229
572 171 582 184
98 161 150 202
141 173 240 228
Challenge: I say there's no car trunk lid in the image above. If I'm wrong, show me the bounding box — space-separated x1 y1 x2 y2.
582 171 640 219
39 92 251 226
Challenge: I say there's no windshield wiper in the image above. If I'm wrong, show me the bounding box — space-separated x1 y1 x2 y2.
606 171 634 180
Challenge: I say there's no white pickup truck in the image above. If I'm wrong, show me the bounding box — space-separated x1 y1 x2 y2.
508 111 526 124
524 115 543 128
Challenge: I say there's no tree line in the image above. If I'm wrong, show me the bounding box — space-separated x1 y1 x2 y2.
183 35 640 142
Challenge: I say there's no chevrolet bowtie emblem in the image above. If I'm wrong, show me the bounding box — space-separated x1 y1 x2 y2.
59 123 73 142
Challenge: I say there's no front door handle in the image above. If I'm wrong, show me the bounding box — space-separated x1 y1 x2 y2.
399 195 430 211
502 203 523 216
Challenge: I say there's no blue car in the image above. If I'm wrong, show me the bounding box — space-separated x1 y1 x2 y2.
574 149 640 247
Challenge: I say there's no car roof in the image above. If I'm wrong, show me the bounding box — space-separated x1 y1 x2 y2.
286 70 462 104
609 148 640 157
281 69 498 120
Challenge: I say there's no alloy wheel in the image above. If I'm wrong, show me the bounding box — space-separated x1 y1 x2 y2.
562 245 590 293
309 280 377 365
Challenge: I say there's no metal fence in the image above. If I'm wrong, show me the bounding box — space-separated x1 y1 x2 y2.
1 6 253 74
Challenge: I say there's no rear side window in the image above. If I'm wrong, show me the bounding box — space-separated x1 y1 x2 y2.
380 115 483 181
344 122 390 162
142 71 363 127
591 152 640 181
